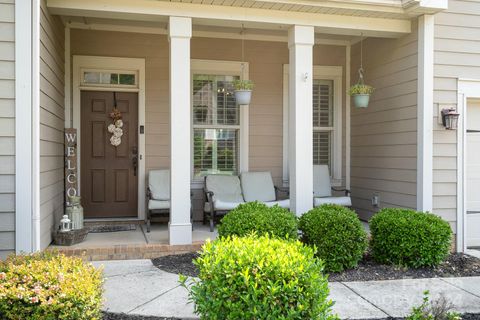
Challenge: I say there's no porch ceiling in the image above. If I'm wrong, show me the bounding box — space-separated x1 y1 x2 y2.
47 0 416 38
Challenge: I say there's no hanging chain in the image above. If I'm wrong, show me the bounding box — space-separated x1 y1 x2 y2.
241 24 245 77
358 33 365 85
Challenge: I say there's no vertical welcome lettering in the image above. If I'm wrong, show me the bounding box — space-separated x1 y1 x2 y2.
65 128 78 202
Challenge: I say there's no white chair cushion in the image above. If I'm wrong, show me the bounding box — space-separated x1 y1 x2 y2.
149 169 170 200
240 172 276 202
148 199 170 210
204 200 244 212
205 175 245 203
264 199 290 209
314 196 352 207
313 165 332 197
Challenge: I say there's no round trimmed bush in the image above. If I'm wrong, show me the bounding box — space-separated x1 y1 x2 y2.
0 252 103 320
185 235 336 320
370 208 452 268
298 204 368 272
218 201 298 239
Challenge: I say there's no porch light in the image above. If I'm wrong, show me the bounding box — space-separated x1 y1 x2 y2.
60 215 72 232
441 108 460 130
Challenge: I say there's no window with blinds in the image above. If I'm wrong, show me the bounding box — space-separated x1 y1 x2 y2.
313 79 334 170
192 74 240 177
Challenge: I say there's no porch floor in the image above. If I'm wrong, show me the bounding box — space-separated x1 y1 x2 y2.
48 222 218 261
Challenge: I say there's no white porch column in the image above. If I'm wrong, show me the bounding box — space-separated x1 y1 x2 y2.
417 15 434 212
168 16 192 245
288 25 314 216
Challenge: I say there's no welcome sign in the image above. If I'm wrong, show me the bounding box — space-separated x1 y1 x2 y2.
65 128 78 201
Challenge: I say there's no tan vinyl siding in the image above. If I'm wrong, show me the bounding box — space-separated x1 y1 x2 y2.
70 29 346 220
350 20 418 221
0 0 15 259
433 0 480 232
39 0 65 250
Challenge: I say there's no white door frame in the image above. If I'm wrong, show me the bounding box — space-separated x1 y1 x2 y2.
72 55 146 220
457 78 480 252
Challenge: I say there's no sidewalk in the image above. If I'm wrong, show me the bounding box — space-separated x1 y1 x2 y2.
94 260 480 319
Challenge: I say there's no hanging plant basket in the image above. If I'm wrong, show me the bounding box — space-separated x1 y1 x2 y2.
233 79 254 106
349 35 375 109
348 83 375 108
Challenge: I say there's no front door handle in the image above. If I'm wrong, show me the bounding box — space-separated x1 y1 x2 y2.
132 146 138 177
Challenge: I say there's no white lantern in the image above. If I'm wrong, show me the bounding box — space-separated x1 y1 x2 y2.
60 215 72 232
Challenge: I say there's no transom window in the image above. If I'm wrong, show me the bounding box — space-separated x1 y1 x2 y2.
313 80 334 168
192 74 240 177
81 70 137 87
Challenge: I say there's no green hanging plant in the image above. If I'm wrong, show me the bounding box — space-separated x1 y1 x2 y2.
233 79 254 91
348 83 375 96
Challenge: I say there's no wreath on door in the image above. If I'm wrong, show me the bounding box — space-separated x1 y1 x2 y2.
108 92 123 147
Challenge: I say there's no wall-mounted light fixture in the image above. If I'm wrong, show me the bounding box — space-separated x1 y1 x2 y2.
441 107 460 130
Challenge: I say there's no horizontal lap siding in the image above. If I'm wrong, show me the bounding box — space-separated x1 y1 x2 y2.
350 21 418 220
39 0 64 249
71 30 346 220
433 0 480 231
0 0 15 259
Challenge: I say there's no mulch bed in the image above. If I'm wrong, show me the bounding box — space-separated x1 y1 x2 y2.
152 252 480 281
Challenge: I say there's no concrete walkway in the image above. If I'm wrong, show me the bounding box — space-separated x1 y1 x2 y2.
93 260 480 319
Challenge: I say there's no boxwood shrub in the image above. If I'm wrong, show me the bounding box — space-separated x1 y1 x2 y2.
0 252 103 320
370 208 452 268
298 204 368 273
218 201 298 239
183 235 336 320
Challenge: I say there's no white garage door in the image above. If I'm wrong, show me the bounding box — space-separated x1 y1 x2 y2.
467 99 480 247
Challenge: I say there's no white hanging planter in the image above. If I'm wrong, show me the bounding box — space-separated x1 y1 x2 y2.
233 79 254 106
234 90 252 105
352 93 371 108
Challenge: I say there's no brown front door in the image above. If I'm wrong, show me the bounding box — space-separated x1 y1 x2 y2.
81 91 138 218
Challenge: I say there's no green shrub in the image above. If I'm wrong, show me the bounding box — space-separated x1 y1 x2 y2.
406 291 460 320
370 208 452 268
0 252 103 320
182 235 336 320
298 204 368 273
218 201 298 239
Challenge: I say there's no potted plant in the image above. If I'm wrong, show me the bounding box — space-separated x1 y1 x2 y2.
348 83 375 108
233 79 254 105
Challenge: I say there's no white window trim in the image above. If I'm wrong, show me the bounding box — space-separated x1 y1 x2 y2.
283 64 343 186
72 55 146 220
190 59 249 188
457 78 480 253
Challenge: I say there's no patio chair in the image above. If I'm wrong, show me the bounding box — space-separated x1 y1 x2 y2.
204 175 245 232
146 169 170 233
240 172 290 209
147 169 194 233
313 165 352 207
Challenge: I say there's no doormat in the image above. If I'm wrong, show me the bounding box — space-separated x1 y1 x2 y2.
88 224 137 233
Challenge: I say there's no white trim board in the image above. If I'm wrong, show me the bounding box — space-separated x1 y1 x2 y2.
66 21 351 46
282 65 344 186
457 79 480 253
190 59 249 188
15 0 41 253
47 0 411 38
72 55 146 220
